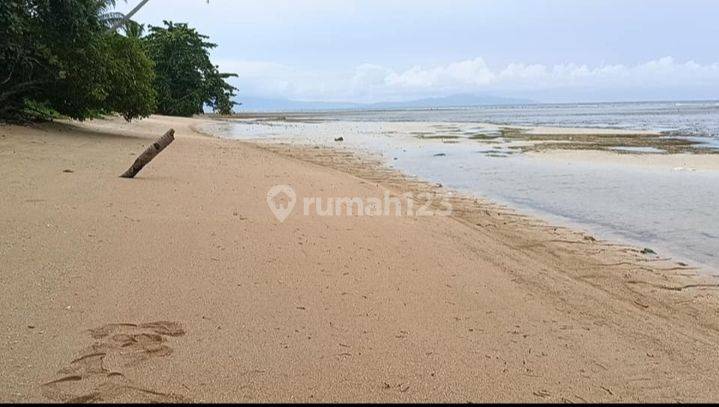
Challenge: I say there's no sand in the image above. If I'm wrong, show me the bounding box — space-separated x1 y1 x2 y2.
528 149 719 171
1 115 719 402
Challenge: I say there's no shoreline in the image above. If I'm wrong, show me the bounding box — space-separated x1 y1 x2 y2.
211 114 719 156
2 115 719 402
250 137 716 276
217 115 715 270
205 116 719 270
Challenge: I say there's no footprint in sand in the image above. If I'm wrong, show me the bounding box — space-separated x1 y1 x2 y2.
42 321 189 403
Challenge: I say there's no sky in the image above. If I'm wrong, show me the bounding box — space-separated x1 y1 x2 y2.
116 0 719 103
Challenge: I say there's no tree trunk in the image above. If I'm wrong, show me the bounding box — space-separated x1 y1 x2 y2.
120 129 175 178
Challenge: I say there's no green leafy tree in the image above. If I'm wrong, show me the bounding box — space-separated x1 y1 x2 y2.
1 0 156 122
143 21 237 117
205 70 237 115
0 0 50 120
103 34 156 121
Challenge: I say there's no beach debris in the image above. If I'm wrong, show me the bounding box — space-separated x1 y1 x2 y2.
62 169 74 173
334 136 344 142
433 153 446 157
641 247 657 255
120 129 175 178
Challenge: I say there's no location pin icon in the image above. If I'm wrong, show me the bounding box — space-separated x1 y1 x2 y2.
266 185 297 223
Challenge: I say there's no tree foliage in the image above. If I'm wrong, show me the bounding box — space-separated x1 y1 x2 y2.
103 34 157 121
122 19 145 39
0 0 49 119
1 3 237 122
143 21 237 117
0 0 156 122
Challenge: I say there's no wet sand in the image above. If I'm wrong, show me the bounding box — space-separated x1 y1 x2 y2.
1 115 719 402
204 118 719 270
528 149 719 171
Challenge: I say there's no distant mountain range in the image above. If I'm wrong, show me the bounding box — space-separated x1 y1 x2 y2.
233 93 534 112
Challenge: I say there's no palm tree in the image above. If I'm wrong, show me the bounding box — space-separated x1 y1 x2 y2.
101 0 210 36
123 20 145 39
104 0 152 33
98 1 128 30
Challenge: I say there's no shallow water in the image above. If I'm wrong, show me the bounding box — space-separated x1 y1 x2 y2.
316 100 719 132
397 145 719 272
306 101 719 149
608 146 666 153
203 110 719 273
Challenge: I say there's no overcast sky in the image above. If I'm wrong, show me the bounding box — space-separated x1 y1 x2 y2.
116 0 719 103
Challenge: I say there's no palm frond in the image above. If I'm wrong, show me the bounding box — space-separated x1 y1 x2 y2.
99 11 126 27
122 20 145 38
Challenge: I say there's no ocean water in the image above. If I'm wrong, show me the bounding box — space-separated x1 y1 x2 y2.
316 100 719 134
203 101 719 273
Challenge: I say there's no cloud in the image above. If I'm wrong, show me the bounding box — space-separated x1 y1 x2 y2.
216 57 719 102
385 58 496 89
494 57 719 90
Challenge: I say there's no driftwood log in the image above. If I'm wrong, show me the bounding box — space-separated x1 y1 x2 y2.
120 129 175 178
